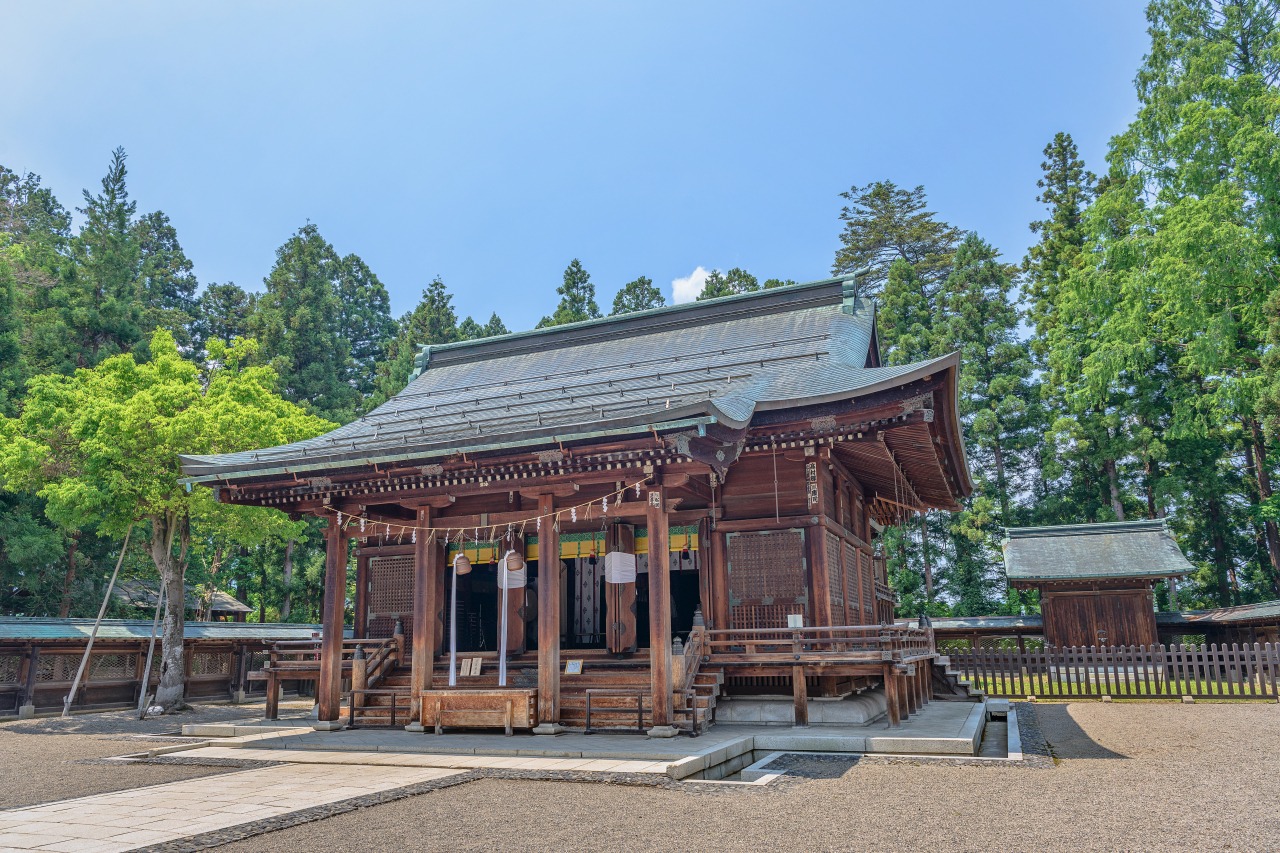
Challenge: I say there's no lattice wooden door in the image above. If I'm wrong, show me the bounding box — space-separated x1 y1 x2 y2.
725 529 809 629
367 553 415 648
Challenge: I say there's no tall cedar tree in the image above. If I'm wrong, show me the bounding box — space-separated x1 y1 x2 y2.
334 254 395 399
696 268 758 300
538 259 601 327
193 283 256 357
67 147 143 367
252 224 359 423
457 313 510 340
610 276 665 314
134 211 199 351
371 277 461 403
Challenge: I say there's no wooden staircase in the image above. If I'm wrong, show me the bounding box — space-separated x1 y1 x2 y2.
347 641 724 733
931 655 984 701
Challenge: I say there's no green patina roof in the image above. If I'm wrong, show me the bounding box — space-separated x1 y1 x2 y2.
0 617 332 642
179 276 970 505
1003 520 1194 582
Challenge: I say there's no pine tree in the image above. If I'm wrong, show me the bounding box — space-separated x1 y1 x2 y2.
875 258 936 365
538 259 601 327
610 275 665 315
832 181 964 297
252 223 358 422
457 312 510 340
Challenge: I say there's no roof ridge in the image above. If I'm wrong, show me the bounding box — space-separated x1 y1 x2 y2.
1005 519 1168 539
411 276 859 378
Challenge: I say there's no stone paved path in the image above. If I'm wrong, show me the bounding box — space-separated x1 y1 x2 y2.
0 764 460 852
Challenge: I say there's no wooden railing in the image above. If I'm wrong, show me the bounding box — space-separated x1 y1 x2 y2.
947 643 1280 701
704 622 935 667
260 635 403 719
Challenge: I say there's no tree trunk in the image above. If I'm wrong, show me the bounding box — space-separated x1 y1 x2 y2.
1205 496 1233 606
992 442 1011 522
280 538 296 621
1104 458 1125 521
919 513 933 600
1248 419 1280 594
58 535 79 618
149 512 189 712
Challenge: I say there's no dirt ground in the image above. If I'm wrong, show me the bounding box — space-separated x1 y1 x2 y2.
0 700 312 810
211 702 1280 853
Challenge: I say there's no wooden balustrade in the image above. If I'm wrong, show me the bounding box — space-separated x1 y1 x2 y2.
704 622 934 667
261 636 400 720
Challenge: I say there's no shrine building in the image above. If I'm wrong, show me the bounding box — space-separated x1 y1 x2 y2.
180 277 973 734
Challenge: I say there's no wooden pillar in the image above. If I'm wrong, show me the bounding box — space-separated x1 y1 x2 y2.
647 483 675 734
792 666 809 727
316 518 349 726
408 507 437 728
883 663 901 728
710 529 729 631
605 523 638 654
696 516 713 627
906 666 919 716
806 459 834 628
353 552 370 639
501 532 527 656
535 493 563 732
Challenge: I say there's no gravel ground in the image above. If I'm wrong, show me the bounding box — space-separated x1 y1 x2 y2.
0 700 312 810
212 702 1280 853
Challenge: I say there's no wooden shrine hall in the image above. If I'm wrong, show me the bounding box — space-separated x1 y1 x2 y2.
180 277 973 734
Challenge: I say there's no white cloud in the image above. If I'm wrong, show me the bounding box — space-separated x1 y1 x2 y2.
671 266 709 304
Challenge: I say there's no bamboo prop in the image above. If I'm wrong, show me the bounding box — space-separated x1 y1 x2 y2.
137 581 166 719
62 526 133 718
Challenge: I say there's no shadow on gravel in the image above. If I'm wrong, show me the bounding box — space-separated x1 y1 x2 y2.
1034 704 1128 760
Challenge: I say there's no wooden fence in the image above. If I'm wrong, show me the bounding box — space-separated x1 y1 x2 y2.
947 643 1280 701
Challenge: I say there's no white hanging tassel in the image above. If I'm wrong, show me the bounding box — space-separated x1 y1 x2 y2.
411 529 416 544
603 494 608 512
571 507 577 522
336 511 343 527
537 517 541 531
359 517 366 533
449 553 460 687
635 482 641 498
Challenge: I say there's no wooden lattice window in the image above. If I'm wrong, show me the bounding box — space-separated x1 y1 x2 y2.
190 652 231 677
0 656 19 684
726 529 808 630
89 653 136 681
368 553 415 643
825 531 844 614
36 655 78 683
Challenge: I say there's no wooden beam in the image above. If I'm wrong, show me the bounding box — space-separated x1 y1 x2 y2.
647 482 674 733
715 515 820 533
662 472 712 503
519 483 580 499
317 519 349 725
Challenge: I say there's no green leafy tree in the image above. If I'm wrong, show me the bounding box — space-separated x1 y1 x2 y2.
876 258 936 365
610 276 665 315
696 268 758 300
252 224 358 422
537 259 601 327
832 181 964 296
0 330 333 710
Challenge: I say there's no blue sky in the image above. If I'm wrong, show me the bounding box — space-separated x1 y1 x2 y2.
4 2 1150 329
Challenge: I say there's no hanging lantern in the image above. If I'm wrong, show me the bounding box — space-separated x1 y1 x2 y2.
680 543 691 563
453 551 472 576
504 548 525 573
588 548 598 567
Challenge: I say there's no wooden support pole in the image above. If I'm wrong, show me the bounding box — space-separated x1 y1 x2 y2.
647 483 676 735
883 663 901 728
408 507 436 729
535 493 563 733
792 666 809 727
317 519 349 726
710 529 730 631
